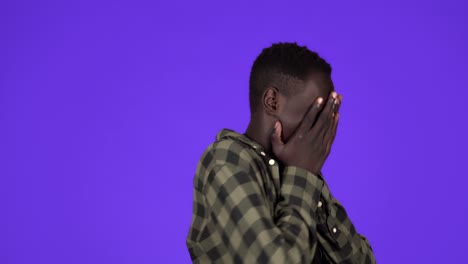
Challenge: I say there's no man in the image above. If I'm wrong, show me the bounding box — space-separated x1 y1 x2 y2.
186 42 376 263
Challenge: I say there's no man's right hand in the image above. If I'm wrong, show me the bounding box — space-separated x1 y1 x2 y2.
271 91 342 175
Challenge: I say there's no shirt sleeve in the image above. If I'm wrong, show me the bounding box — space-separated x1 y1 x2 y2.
198 164 325 263
315 178 377 264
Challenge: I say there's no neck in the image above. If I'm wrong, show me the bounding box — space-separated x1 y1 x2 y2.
244 113 274 156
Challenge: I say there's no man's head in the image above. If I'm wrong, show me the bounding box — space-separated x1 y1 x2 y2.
249 42 334 142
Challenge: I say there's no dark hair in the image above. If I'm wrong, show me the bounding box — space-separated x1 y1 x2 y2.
249 42 332 113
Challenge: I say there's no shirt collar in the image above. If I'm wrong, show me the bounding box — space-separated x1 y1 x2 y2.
216 129 266 152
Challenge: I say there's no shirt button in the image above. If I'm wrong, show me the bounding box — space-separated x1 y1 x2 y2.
318 201 323 208
260 151 266 156
332 227 337 233
268 159 275 165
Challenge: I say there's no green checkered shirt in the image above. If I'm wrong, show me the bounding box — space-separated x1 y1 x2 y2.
187 129 376 263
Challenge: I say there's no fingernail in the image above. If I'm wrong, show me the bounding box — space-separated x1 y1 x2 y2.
317 97 323 106
274 121 279 129
332 92 337 99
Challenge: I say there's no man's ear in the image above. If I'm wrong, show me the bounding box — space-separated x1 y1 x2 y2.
263 87 280 115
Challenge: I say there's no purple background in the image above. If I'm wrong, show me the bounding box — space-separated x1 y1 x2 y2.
2 0 467 263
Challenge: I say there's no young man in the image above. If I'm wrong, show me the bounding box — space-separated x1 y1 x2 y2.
186 43 376 263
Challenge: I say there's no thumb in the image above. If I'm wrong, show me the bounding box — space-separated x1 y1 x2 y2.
270 121 284 153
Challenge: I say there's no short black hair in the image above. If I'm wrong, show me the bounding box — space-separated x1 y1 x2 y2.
249 42 332 113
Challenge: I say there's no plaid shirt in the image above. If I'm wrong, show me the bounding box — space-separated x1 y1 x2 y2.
187 129 376 263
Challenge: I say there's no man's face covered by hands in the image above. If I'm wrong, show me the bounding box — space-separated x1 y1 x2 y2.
276 72 335 143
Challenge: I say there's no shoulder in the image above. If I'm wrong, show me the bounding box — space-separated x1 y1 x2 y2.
193 130 265 191
201 137 257 171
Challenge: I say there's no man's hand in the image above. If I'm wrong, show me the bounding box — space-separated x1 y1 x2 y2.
271 92 342 175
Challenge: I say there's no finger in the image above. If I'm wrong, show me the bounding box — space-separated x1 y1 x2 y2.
323 96 340 141
318 92 341 145
290 97 324 141
322 93 341 154
270 121 285 154
311 92 337 136
332 94 342 117
332 112 340 138
325 112 340 152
